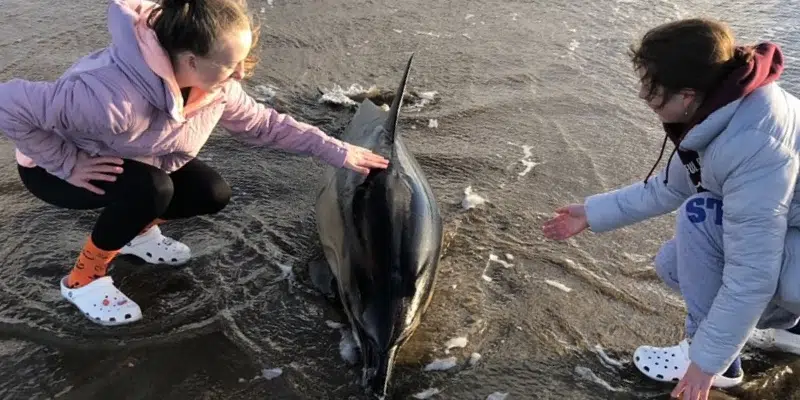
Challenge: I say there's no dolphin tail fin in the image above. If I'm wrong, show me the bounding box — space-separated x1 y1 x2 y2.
383 53 414 144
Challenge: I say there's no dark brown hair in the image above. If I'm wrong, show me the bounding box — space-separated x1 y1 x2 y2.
147 0 261 77
629 18 753 108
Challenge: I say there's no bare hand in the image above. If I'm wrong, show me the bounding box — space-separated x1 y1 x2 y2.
671 362 713 400
343 143 389 175
542 204 589 240
66 152 124 195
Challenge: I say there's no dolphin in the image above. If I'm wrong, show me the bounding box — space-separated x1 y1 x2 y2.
311 53 444 398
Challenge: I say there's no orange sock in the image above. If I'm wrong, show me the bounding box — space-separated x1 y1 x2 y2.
66 237 120 288
138 218 167 236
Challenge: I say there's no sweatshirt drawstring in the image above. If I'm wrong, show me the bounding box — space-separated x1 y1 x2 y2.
643 133 680 187
643 133 668 186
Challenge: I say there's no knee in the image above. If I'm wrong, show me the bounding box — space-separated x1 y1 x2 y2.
655 239 679 290
677 193 724 229
205 179 232 214
140 168 175 215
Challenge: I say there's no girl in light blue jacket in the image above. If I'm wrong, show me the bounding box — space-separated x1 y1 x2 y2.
544 18 800 400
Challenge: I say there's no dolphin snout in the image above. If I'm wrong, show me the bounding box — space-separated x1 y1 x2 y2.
361 342 399 398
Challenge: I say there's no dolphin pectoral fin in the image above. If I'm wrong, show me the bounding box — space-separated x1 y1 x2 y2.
309 259 338 299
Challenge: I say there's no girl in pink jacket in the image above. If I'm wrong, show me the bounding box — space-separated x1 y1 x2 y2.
0 0 388 326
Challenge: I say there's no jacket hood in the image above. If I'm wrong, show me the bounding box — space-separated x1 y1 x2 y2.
106 0 179 117
643 42 785 186
668 42 785 149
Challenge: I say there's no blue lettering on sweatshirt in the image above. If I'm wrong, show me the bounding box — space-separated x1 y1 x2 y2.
685 197 723 225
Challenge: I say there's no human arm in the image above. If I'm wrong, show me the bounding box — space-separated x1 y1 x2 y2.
218 80 349 167
0 74 131 180
584 151 694 232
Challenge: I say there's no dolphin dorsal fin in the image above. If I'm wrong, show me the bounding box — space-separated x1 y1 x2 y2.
383 53 414 144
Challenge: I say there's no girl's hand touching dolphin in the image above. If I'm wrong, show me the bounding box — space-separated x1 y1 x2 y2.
343 143 389 175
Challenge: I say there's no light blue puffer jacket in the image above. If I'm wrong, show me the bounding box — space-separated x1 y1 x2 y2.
584 77 800 375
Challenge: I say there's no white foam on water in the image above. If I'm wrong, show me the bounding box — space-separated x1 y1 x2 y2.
405 91 439 112
461 186 487 210
270 263 297 293
622 252 650 263
489 253 513 268
325 320 345 329
444 336 468 353
53 386 73 398
465 14 474 20
428 119 439 128
417 91 437 101
469 352 482 365
277 263 294 282
413 388 442 399
424 357 458 371
262 367 283 380
486 392 508 400
507 142 542 176
574 366 622 392
519 145 541 176
393 29 403 34
251 84 277 103
413 31 441 38
505 253 514 261
482 252 512 282
319 84 437 111
592 344 624 369
544 279 572 293
318 84 363 106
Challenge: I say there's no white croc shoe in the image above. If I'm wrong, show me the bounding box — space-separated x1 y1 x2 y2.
748 328 800 355
633 339 743 388
61 276 142 326
119 225 191 266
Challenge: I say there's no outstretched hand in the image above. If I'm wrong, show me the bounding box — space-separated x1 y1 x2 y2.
542 204 589 240
343 143 389 175
66 152 124 195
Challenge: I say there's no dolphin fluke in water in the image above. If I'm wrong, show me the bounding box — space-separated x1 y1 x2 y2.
312 53 444 398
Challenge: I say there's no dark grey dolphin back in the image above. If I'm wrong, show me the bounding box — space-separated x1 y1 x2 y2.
313 53 441 398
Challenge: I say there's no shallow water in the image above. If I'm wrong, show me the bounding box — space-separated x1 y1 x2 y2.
1 0 800 399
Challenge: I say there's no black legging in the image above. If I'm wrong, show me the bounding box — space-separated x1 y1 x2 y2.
18 158 231 251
